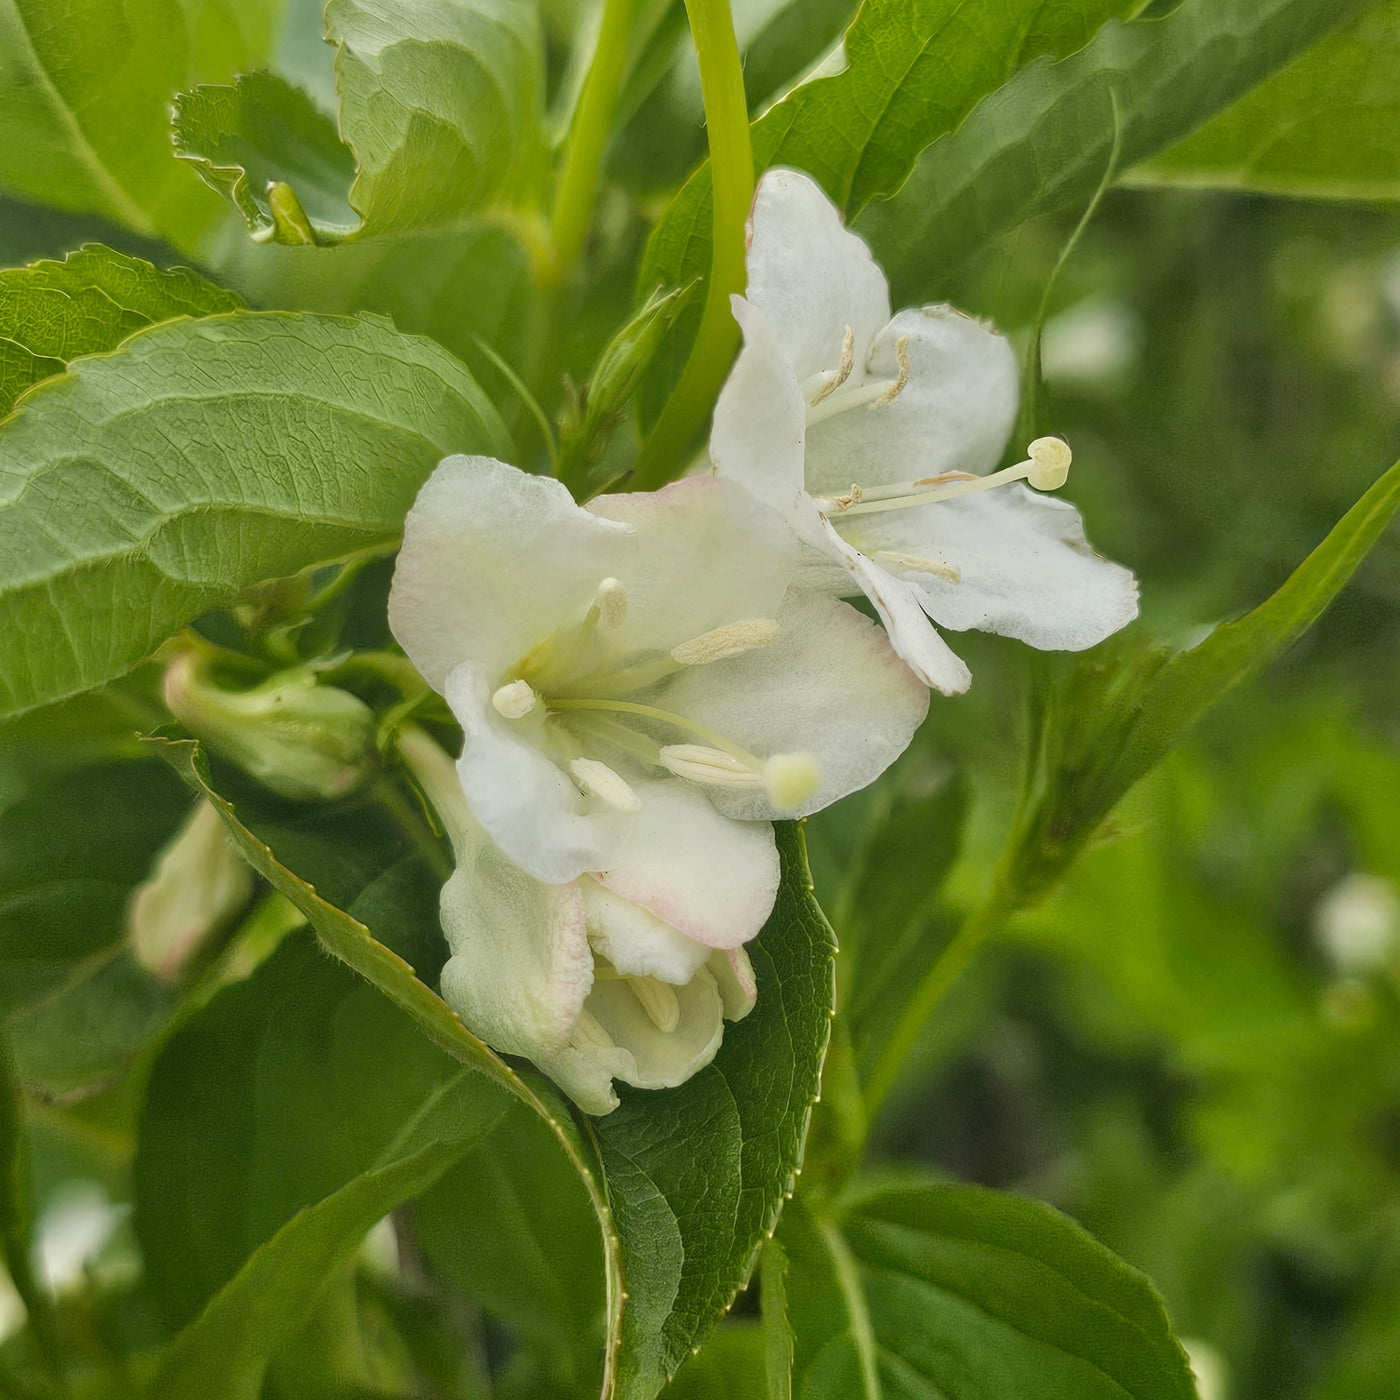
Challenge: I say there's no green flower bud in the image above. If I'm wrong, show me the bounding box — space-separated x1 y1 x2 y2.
164 653 376 801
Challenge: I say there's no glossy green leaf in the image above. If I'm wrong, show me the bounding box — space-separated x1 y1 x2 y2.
637 0 1139 426
172 72 358 246
856 0 1372 302
0 0 280 248
138 940 510 1399
0 760 196 1094
0 311 508 720
596 823 836 1400
0 243 240 415
1132 0 1400 201
178 0 545 245
779 1180 1195 1400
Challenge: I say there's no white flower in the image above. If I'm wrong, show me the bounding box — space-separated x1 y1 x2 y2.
397 726 765 1115
710 168 1140 694
388 455 927 885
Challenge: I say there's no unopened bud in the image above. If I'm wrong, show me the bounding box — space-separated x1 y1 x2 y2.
129 800 254 979
164 653 376 801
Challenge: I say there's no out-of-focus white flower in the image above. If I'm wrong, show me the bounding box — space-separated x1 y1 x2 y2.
398 727 762 1115
35 1182 129 1293
1314 872 1400 976
710 168 1139 693
128 799 254 979
388 456 927 886
1182 1336 1230 1400
1040 297 1143 389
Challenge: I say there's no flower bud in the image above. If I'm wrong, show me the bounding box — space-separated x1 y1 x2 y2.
129 800 254 979
164 653 376 801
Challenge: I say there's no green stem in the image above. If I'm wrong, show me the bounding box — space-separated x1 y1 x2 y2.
549 0 641 285
863 887 1014 1117
630 0 753 490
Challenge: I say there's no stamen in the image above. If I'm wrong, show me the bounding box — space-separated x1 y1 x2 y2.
572 1008 617 1052
807 324 856 406
492 679 536 719
872 550 962 582
547 697 765 772
871 335 911 409
671 618 781 666
595 577 629 630
763 753 821 809
569 757 642 813
630 976 681 1033
658 744 764 789
827 437 1073 519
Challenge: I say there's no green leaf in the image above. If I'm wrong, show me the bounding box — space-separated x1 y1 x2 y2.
138 944 510 1399
855 0 1373 302
177 0 546 245
0 311 509 720
0 243 241 415
1132 0 1400 201
637 0 1140 426
0 759 195 1094
417 1101 605 1387
152 738 627 1381
135 934 511 1326
595 822 836 1400
779 1180 1196 1400
761 1239 793 1400
1004 454 1400 904
172 72 359 246
0 0 280 248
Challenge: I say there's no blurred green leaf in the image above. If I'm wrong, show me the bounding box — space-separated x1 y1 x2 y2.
418 1101 604 1389
761 1238 793 1400
140 951 509 1400
135 935 510 1326
0 243 240 415
178 0 546 245
1005 453 1400 905
1135 0 1400 202
595 823 835 1400
172 72 358 246
655 1324 767 1400
857 0 1372 302
779 1178 1196 1400
0 311 508 720
0 0 280 248
637 0 1141 426
0 760 194 1094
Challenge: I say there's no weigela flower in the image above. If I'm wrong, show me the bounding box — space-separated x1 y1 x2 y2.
710 168 1139 693
398 726 762 1115
388 457 927 1110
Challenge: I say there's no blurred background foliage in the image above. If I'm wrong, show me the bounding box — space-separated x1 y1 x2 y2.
2 0 1400 1397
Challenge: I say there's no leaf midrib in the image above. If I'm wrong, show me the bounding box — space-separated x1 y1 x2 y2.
0 0 157 234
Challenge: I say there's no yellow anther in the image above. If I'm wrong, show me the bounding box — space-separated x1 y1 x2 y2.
872 550 961 582
671 618 782 666
658 744 764 789
569 758 642 813
871 335 911 409
1026 436 1072 490
491 679 536 719
630 976 681 1033
763 752 821 809
809 324 856 406
595 577 629 629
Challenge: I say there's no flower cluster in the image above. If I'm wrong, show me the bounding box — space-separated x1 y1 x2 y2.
387 169 1138 1113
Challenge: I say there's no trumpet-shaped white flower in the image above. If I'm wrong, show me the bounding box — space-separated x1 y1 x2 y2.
389 456 927 886
711 168 1140 694
398 726 765 1114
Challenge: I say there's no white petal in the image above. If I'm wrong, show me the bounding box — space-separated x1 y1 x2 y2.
805 306 1019 498
531 1041 630 1116
660 587 928 821
744 168 891 382
578 877 713 985
586 476 799 655
711 944 758 1021
445 663 634 884
437 826 593 1061
841 485 1140 651
389 455 633 690
585 966 725 1091
709 297 809 517
817 515 971 694
594 779 779 949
